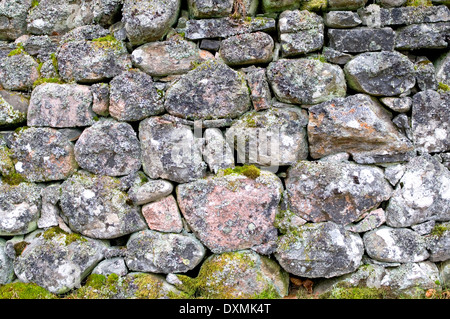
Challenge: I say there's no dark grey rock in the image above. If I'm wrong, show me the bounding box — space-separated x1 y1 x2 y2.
220 32 274 66
200 39 221 52
244 67 272 111
414 57 438 91
328 27 395 53
395 23 449 50
0 91 28 128
90 83 109 116
426 222 450 262
322 47 353 65
435 51 450 87
324 11 362 28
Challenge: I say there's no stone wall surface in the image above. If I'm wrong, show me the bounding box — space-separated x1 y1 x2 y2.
0 0 449 299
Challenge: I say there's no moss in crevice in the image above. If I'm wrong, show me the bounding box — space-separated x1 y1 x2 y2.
405 0 433 6
7 43 26 57
41 226 87 246
0 282 57 299
92 34 125 52
221 164 261 179
438 82 450 92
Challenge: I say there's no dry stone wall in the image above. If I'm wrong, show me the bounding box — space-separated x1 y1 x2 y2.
0 0 449 299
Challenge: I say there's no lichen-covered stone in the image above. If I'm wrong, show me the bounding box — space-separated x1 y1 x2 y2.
220 32 274 66
275 222 364 278
188 0 258 18
10 127 77 182
141 195 183 233
0 0 31 40
435 51 450 87
13 227 106 295
27 83 95 128
74 119 142 177
0 181 42 236
90 83 109 116
363 226 429 263
328 27 395 53
285 160 392 225
177 170 283 253
165 60 251 120
92 257 128 277
385 154 450 228
202 128 234 174
127 178 174 206
122 0 181 45
56 36 132 83
266 58 346 105
243 67 272 111
379 96 412 113
0 92 28 128
412 90 450 153
125 230 205 274
59 171 147 239
395 23 450 50
322 46 353 65
0 238 14 284
38 183 61 229
324 11 362 28
345 208 386 233
308 94 413 163
426 222 450 262
0 51 40 91
139 117 207 183
131 36 213 77
328 0 368 10
225 107 309 166
109 69 164 122
414 57 438 91
344 51 416 96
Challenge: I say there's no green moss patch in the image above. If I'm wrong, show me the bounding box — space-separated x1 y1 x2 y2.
7 43 26 57
221 165 261 179
405 0 433 6
92 34 125 52
41 227 87 246
0 282 56 299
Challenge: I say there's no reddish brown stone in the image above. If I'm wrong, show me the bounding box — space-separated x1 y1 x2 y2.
142 195 183 233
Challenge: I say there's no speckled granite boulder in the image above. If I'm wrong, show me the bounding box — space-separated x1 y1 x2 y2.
0 0 31 40
0 50 40 91
0 91 28 128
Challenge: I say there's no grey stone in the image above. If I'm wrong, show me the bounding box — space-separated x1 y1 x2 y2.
435 51 450 87
13 227 106 295
412 90 450 153
386 154 450 227
139 116 207 183
275 222 364 278
244 67 272 111
440 260 450 289
395 23 449 50
220 32 274 66
308 94 413 163
415 58 438 91
74 119 142 177
92 257 128 277
344 51 416 97
202 128 234 174
426 221 450 262
412 220 436 235
188 0 258 18
379 97 412 113
90 83 109 116
375 0 406 7
324 11 362 28
0 0 30 40
318 152 350 163
328 0 368 10
392 113 413 142
59 24 110 43
0 91 28 128
345 208 386 233
27 83 95 128
128 179 174 206
200 39 221 52
38 183 61 229
328 27 395 53
0 238 14 284
165 60 251 120
285 160 392 225
266 58 347 105
226 107 309 167
322 47 353 65
59 171 148 239
125 230 206 274
384 163 405 186
109 69 164 122
22 35 58 61
0 51 40 91
262 0 300 13
185 16 276 40
0 181 42 236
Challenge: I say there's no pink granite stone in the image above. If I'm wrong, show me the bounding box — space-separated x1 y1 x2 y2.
142 195 183 233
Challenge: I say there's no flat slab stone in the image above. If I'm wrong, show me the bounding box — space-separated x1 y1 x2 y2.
395 23 449 50
328 27 395 53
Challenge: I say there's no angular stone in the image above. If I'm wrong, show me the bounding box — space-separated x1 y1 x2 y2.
92 257 128 277
379 97 412 113
74 119 142 177
395 23 449 50
386 154 450 228
322 47 353 65
308 94 413 163
165 60 251 120
0 0 30 40
13 227 106 295
244 67 272 111
441 260 450 289
226 107 309 166
286 160 392 225
328 0 368 10
89 0 123 27
278 10 324 57
90 83 109 116
177 170 283 253
188 0 258 18
328 27 395 53
0 181 41 236
27 83 95 128
375 0 406 7
122 0 181 45
344 51 416 97
262 0 300 13
10 127 77 182
202 128 234 174
128 178 174 206
200 39 221 52
131 36 213 77
346 208 386 233
0 92 28 128
384 163 405 186
435 51 450 88
414 57 438 91
275 222 364 278
125 230 205 273
411 220 435 236
141 195 183 233
324 11 362 28
0 238 14 284
0 52 40 91
109 69 164 122
59 171 147 239
426 222 450 262
38 183 61 229
363 226 429 263
267 58 346 105
220 32 274 66
412 90 450 153
57 37 132 83
139 117 207 183
185 16 276 40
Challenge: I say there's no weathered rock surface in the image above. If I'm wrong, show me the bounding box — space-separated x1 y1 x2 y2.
328 27 395 53
0 92 28 128
13 227 106 295
92 257 128 277
74 119 142 177
0 238 14 284
177 170 283 253
59 171 147 239
426 222 450 262
267 58 346 105
379 96 412 113
109 69 164 122
435 51 450 87
345 208 386 233
363 226 429 263
285 160 392 225
202 128 234 174
0 181 42 235
0 0 30 40
127 178 174 206
395 23 450 50
139 117 207 183
307 94 413 163
0 51 39 91
27 83 95 128
344 51 416 96
165 60 251 120
141 195 183 233
90 83 109 117
328 0 367 10
225 107 309 166
275 222 364 278
244 67 272 111
412 90 450 153
188 0 258 18
324 11 362 28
